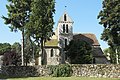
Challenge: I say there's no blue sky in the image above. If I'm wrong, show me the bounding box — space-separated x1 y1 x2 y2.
0 0 108 49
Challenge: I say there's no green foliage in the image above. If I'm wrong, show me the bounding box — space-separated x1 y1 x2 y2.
98 0 120 64
23 35 40 66
2 0 32 65
65 40 92 64
49 64 72 77
26 0 55 65
98 0 120 47
104 47 116 64
104 46 120 64
24 35 33 65
2 0 31 31
11 42 21 55
0 43 11 55
26 0 55 43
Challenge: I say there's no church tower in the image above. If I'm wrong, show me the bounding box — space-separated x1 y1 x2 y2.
57 11 74 48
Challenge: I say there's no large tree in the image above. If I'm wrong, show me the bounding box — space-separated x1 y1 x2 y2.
2 0 32 65
98 0 120 64
26 0 55 65
65 40 92 64
98 0 120 47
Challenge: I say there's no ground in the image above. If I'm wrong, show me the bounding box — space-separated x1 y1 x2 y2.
4 77 120 80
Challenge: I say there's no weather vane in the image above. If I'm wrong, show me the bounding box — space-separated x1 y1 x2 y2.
65 6 67 11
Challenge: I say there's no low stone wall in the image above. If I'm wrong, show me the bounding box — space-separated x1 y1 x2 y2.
71 64 120 78
1 65 50 77
1 64 120 78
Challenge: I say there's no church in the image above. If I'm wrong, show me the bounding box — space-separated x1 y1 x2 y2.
38 11 109 65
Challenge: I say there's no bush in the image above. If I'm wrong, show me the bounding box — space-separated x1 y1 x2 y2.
49 64 72 77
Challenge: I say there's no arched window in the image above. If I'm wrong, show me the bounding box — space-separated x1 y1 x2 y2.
51 49 54 57
66 24 68 33
65 39 67 47
63 24 65 33
64 14 67 21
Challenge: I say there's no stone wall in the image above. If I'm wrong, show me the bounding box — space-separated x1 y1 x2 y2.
1 64 120 78
1 66 50 77
71 64 120 78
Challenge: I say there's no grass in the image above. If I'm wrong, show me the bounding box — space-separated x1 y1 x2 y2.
8 77 120 80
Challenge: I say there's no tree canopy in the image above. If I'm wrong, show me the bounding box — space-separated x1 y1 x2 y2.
2 0 32 65
26 0 55 44
98 0 120 64
98 0 120 47
0 43 11 55
2 0 31 31
65 40 93 64
26 0 55 65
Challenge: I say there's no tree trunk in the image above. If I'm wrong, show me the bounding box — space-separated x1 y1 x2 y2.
21 28 25 66
41 36 44 65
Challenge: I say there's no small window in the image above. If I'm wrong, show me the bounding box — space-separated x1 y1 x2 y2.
66 24 68 33
51 49 54 57
65 39 67 47
64 14 67 21
63 24 65 33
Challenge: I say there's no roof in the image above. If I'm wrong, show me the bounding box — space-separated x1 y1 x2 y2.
73 33 100 46
92 47 105 57
45 39 58 47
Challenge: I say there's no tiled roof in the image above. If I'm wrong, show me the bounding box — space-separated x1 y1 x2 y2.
73 33 100 46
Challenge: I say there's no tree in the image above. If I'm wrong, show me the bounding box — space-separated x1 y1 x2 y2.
98 0 120 64
11 42 21 55
24 35 33 66
2 0 32 65
65 40 92 64
11 42 21 65
26 0 55 65
0 43 11 55
98 0 120 47
104 47 116 64
0 42 21 66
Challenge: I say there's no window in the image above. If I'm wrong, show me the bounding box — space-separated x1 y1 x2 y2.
50 49 54 57
63 24 65 33
65 39 67 47
66 24 68 33
64 14 67 21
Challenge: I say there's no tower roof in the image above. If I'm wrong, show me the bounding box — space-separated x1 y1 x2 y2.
58 11 74 23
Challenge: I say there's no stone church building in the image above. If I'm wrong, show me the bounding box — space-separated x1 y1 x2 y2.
38 11 109 65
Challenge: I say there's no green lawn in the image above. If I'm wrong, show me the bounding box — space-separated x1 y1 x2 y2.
8 77 120 80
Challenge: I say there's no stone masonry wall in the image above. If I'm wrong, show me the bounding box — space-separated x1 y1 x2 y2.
1 64 120 78
71 64 120 78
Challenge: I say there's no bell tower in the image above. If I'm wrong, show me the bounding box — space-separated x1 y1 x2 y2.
57 11 74 48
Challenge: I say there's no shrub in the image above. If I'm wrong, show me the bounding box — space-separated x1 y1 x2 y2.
49 64 72 77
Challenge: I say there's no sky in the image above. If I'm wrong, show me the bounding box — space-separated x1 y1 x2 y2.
0 0 109 50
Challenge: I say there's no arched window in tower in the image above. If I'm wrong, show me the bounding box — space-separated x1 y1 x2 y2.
63 24 65 33
66 24 68 33
65 39 67 47
64 14 67 21
50 49 54 57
